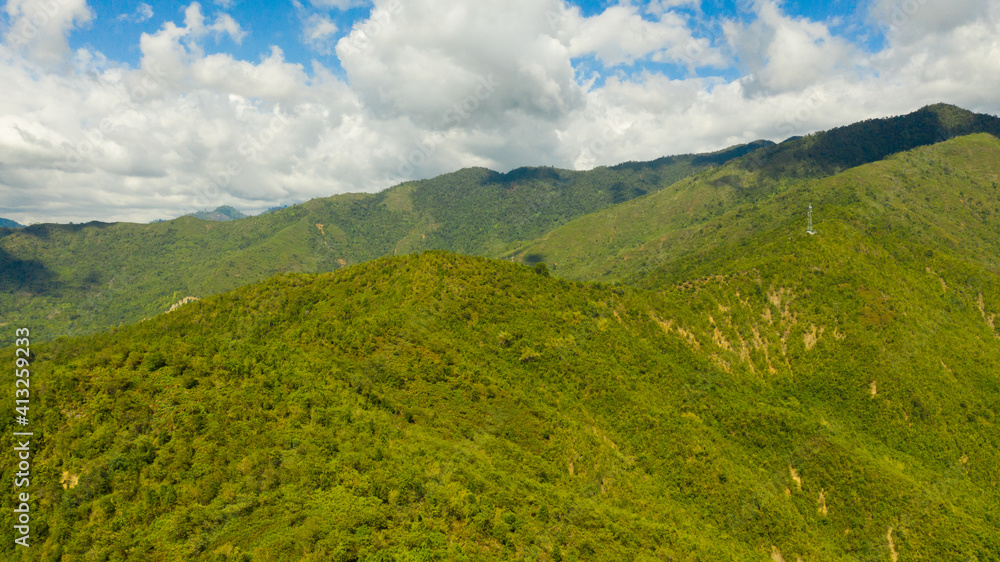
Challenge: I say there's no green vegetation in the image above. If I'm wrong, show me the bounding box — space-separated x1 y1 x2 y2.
0 140 763 347
2 243 998 559
0 218 25 228
740 102 1000 181
509 126 1000 283
187 207 248 222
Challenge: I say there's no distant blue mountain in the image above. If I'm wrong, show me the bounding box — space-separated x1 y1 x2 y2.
0 218 24 228
186 206 247 222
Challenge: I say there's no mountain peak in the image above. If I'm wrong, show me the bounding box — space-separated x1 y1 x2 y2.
187 205 247 222
919 102 978 131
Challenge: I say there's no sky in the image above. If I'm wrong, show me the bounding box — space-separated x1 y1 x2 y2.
0 0 998 224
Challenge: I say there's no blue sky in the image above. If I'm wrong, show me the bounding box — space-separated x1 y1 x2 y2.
67 0 877 82
1 0 998 223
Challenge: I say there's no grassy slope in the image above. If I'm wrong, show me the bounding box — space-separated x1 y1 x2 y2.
0 145 755 347
1 243 998 560
511 133 1000 283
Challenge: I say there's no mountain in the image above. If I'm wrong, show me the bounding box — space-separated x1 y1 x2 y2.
1 246 996 559
0 217 24 228
261 204 295 214
508 106 1000 282
0 140 766 346
1 104 998 349
188 206 247 222
742 102 1000 182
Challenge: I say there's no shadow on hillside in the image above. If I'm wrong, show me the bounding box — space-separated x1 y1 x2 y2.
18 221 113 240
750 105 1000 181
495 166 566 184
0 247 58 293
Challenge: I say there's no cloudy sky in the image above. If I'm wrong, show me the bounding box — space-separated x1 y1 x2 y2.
1 0 998 224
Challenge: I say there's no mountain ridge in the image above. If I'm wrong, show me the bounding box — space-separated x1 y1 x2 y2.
2 103 999 348
508 126 1000 282
0 138 769 345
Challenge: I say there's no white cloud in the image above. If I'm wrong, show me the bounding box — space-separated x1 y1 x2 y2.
1 0 1000 225
3 0 93 65
118 3 154 24
563 5 725 68
724 0 860 95
870 0 992 42
647 0 699 15
310 0 370 10
302 13 339 54
336 0 584 128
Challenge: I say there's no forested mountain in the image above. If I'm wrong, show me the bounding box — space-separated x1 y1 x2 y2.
0 218 24 228
509 121 1000 282
186 206 248 222
1 239 997 558
0 140 764 346
744 102 1000 180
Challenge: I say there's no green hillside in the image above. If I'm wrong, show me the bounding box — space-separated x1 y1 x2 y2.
0 141 761 347
744 102 1000 181
509 131 1000 283
0 218 25 228
2 245 998 560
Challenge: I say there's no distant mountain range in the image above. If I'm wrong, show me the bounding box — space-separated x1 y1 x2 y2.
0 136 771 343
3 104 1000 345
0 217 24 228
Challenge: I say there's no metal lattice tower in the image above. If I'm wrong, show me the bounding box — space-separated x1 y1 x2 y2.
807 203 816 235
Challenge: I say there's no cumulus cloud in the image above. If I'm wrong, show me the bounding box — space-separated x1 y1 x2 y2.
563 5 725 68
724 0 861 95
337 0 583 127
870 0 993 42
1 0 1000 224
3 0 93 64
302 13 338 54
